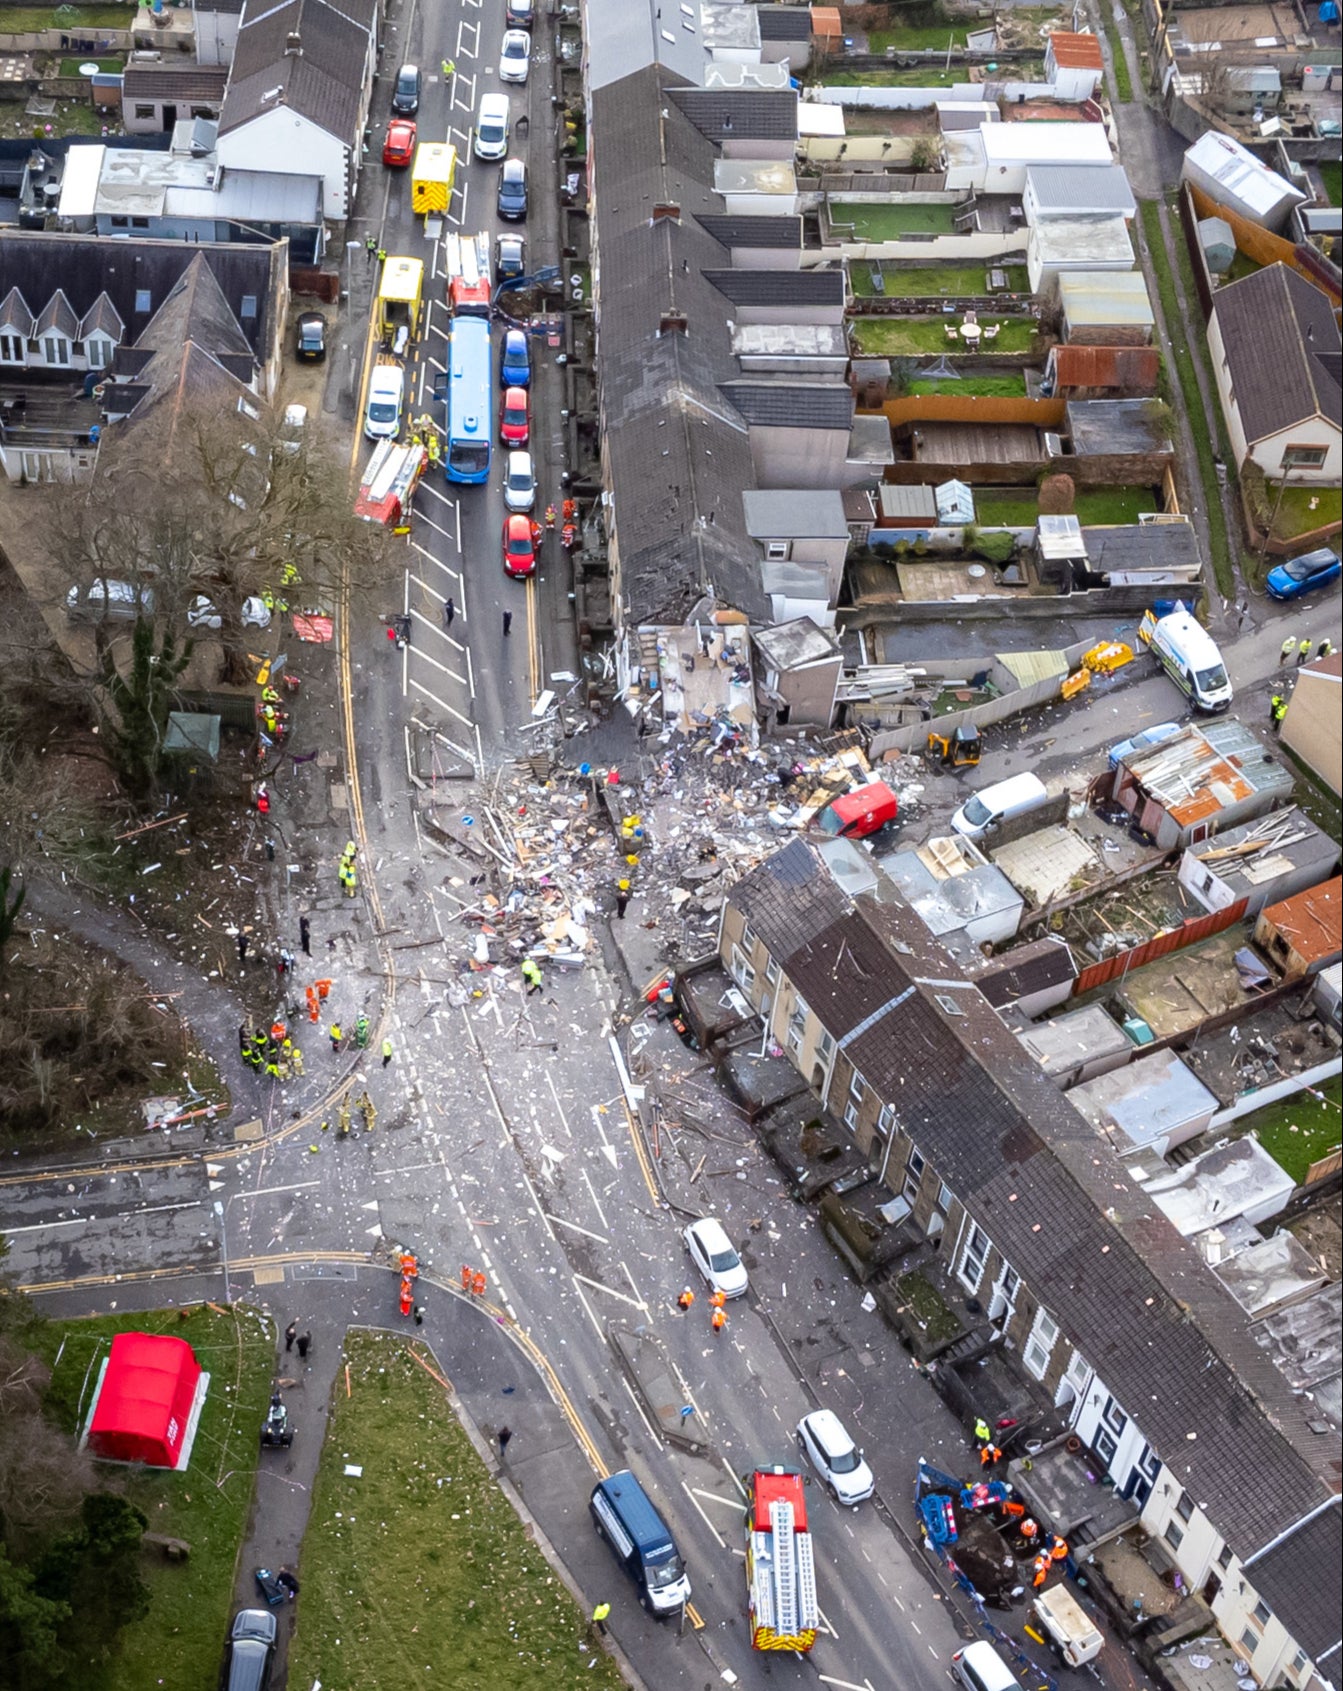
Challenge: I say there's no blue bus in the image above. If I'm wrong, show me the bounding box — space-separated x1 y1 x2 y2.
445 315 492 484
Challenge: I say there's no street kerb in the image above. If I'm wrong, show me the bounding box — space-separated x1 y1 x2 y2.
607 1320 708 1456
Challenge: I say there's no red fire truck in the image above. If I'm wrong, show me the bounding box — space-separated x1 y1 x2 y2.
744 1466 819 1653
354 440 426 531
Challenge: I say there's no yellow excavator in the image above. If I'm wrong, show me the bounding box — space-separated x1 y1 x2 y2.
926 724 981 769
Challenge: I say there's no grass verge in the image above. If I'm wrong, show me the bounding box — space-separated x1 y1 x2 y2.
908 373 1026 397
1139 198 1232 597
1240 1077 1341 1184
29 1303 274 1691
288 1330 629 1691
1101 13 1133 101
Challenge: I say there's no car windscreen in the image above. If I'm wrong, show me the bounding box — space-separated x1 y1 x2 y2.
368 400 398 422
645 1550 684 1587
827 1445 861 1474
1285 554 1328 580
480 117 505 142
961 794 992 828
708 1247 739 1272
1195 664 1228 695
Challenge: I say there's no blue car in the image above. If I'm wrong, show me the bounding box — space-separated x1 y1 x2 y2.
1265 547 1341 602
1108 721 1183 769
500 327 530 389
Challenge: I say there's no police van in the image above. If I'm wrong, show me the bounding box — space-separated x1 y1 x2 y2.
1139 606 1232 713
590 1470 691 1615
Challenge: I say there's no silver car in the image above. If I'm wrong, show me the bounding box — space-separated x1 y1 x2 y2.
65 580 156 623
503 449 536 513
499 28 530 83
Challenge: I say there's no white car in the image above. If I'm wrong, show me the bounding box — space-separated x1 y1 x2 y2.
474 92 510 160
951 1641 1018 1691
187 594 272 632
364 363 405 440
499 28 530 82
503 449 536 513
796 1409 874 1506
278 402 307 455
682 1217 748 1299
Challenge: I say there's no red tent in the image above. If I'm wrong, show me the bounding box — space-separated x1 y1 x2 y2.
87 1333 203 1468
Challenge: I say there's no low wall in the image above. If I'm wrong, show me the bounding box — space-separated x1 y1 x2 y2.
1209 1057 1343 1132
0 27 134 48
810 82 1057 111
822 229 1027 263
850 290 1034 316
876 393 1067 428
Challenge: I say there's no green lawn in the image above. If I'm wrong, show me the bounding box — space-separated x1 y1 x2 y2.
974 492 1039 526
1243 1077 1341 1185
908 373 1027 397
850 316 1039 355
0 99 109 138
288 1330 629 1691
1140 198 1233 596
868 23 969 50
1318 160 1342 209
851 261 1029 298
59 55 124 73
1262 484 1343 543
1075 486 1160 525
29 1304 274 1691
1224 249 1260 284
0 3 130 25
832 200 958 239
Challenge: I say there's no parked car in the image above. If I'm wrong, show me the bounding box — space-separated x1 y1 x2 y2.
474 92 510 160
499 28 530 82
364 363 405 440
65 580 155 623
500 327 531 389
499 384 530 446
382 117 417 166
187 595 272 632
503 448 536 513
295 312 326 361
278 402 307 455
1107 720 1182 769
1265 546 1341 602
796 1409 874 1506
951 1641 1018 1691
682 1217 748 1298
502 512 539 578
505 0 533 25
391 62 421 115
225 1609 277 1691
497 157 527 221
496 232 526 282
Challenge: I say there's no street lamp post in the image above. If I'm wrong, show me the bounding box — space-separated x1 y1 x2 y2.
213 1198 230 1305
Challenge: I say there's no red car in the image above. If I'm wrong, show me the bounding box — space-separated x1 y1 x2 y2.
383 119 417 167
499 384 530 447
502 513 541 578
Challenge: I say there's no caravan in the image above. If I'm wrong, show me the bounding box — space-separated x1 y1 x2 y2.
1139 606 1232 713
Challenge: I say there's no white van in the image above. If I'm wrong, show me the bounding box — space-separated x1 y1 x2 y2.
951 771 1048 839
474 92 510 160
364 363 405 440
1139 607 1232 713
1032 1586 1103 1667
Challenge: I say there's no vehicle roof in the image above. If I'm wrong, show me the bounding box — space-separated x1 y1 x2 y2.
502 157 526 176
1282 547 1338 567
595 1470 675 1551
504 327 528 347
231 1609 277 1641
1154 610 1222 659
971 771 1047 806
958 1640 1017 1690
802 1407 853 1455
505 512 532 532
370 364 404 390
689 1216 732 1248
750 1467 808 1533
506 449 532 471
480 92 510 114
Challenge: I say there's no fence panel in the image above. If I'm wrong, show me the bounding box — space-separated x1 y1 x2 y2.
1071 899 1248 996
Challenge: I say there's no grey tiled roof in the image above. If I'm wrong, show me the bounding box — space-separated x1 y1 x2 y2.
1212 263 1341 446
591 64 766 625
668 87 799 142
697 214 801 250
585 0 704 93
220 0 369 143
757 5 813 40
705 268 844 307
727 842 1339 1556
122 62 229 102
0 285 34 336
721 380 853 430
35 288 79 340
79 291 125 341
1244 1502 1343 1660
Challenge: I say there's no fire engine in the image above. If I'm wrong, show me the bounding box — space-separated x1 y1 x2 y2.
744 1466 819 1653
354 440 426 531
444 231 492 317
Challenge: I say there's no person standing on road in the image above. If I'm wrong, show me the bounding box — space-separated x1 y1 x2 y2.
285 1320 298 1352
676 1288 695 1312
711 1306 727 1336
443 596 454 629
521 958 543 995
502 609 513 638
591 1604 610 1638
299 915 311 957
1318 638 1334 661
441 57 455 78
329 1023 343 1054
615 879 630 919
498 1426 512 1459
365 234 376 262
1270 694 1286 731
237 931 249 964
381 1037 393 1068
1279 636 1296 665
297 1332 311 1360
1298 638 1312 664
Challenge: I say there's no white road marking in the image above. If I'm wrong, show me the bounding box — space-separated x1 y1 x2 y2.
619 1375 661 1444
408 675 474 729
6 1199 202 1235
569 1275 604 1340
544 1212 609 1245
581 1165 609 1231
681 1485 727 1549
572 1273 645 1311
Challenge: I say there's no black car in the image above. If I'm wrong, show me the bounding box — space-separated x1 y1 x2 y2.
497 157 527 221
496 232 526 282
391 62 421 115
296 313 326 361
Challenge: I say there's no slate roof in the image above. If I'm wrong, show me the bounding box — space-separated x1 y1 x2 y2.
79 291 125 341
0 285 34 336
1212 263 1342 446
968 936 1076 1008
1243 1503 1343 1661
107 253 259 423
34 288 79 340
1080 520 1202 576
757 5 813 41
122 62 230 103
721 380 853 430
220 0 371 143
704 268 845 308
591 63 765 625
668 87 799 143
729 840 1340 1556
0 230 280 362
697 213 802 250
585 0 704 93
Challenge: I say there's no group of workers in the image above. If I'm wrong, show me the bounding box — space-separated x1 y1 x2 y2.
407 414 441 465
339 840 359 898
974 1417 1070 1588
241 1021 305 1081
1279 635 1334 667
676 1286 729 1333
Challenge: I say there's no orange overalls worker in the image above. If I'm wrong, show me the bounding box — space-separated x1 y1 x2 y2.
315 978 332 1001
980 1441 1002 1468
471 1271 487 1297
1032 1553 1051 1589
307 986 320 1023
677 1288 695 1311
461 1265 474 1292
399 1276 415 1316
1019 1517 1039 1546
711 1307 727 1335
708 1289 727 1311
1050 1535 1069 1563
